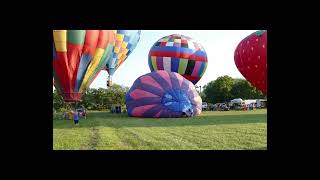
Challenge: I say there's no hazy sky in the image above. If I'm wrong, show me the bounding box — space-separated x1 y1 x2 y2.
55 30 258 89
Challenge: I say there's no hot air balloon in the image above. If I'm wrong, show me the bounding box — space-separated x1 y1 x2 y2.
148 34 208 85
126 70 202 118
234 30 267 94
53 30 115 102
104 30 141 87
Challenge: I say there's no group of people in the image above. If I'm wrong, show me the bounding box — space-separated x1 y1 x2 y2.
111 105 122 114
242 103 256 111
63 108 86 125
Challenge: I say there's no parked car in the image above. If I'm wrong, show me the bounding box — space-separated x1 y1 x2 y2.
220 103 230 111
233 103 244 110
213 103 230 111
208 103 215 111
202 102 208 111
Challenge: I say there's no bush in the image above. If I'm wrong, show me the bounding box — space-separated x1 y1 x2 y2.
53 112 63 120
58 107 70 113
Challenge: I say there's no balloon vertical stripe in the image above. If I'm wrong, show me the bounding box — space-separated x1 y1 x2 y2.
178 58 188 74
53 30 67 52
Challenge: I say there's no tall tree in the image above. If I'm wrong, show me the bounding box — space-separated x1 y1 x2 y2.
231 79 264 99
202 76 265 104
53 83 129 111
53 89 66 111
202 75 234 104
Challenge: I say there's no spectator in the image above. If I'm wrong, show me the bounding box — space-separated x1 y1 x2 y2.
73 110 80 125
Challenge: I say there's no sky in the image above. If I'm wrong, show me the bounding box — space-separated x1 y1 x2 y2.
54 30 258 89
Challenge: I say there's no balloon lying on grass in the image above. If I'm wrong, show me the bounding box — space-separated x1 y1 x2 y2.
53 30 115 102
234 30 267 94
125 70 202 118
148 34 208 85
104 30 141 87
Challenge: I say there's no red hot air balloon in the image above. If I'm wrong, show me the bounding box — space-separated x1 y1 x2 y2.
53 30 115 102
234 30 267 94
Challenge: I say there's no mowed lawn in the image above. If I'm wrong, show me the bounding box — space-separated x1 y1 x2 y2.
53 109 267 150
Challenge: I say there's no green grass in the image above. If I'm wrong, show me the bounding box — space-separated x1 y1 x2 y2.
53 109 267 150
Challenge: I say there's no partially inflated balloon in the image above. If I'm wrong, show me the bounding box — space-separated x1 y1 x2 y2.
105 30 141 86
234 30 267 94
148 34 208 84
126 70 202 118
53 30 115 102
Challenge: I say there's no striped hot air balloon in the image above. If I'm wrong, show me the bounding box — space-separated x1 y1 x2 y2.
104 30 141 87
148 34 208 85
126 70 202 118
53 30 115 102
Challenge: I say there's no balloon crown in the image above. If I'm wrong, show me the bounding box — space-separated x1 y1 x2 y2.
255 30 267 36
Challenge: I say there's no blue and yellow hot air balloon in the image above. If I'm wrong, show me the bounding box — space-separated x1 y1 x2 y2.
53 30 115 102
104 30 141 87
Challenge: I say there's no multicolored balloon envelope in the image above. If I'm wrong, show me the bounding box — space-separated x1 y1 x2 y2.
234 30 267 94
126 70 202 118
53 30 115 102
148 34 208 85
104 30 141 86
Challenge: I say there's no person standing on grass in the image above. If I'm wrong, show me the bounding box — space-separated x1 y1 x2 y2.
63 111 67 120
83 110 87 119
73 109 80 125
68 111 73 120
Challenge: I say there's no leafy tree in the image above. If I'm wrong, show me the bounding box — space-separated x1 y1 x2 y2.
53 83 129 112
202 76 265 104
53 89 67 111
231 79 264 99
202 75 234 104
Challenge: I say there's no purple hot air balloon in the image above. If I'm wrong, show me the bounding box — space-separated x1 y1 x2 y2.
125 70 202 118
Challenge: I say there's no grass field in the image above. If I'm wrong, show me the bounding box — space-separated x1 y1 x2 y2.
53 109 267 150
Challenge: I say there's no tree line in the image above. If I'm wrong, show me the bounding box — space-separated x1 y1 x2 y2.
201 75 266 104
53 75 265 112
53 84 129 112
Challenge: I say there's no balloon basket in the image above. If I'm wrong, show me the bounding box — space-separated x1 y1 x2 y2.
107 80 113 87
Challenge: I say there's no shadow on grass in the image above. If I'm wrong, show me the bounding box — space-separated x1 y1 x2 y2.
53 111 267 129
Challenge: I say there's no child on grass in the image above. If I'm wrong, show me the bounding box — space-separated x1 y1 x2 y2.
73 110 80 125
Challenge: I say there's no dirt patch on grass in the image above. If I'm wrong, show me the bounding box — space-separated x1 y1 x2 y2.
87 127 100 150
